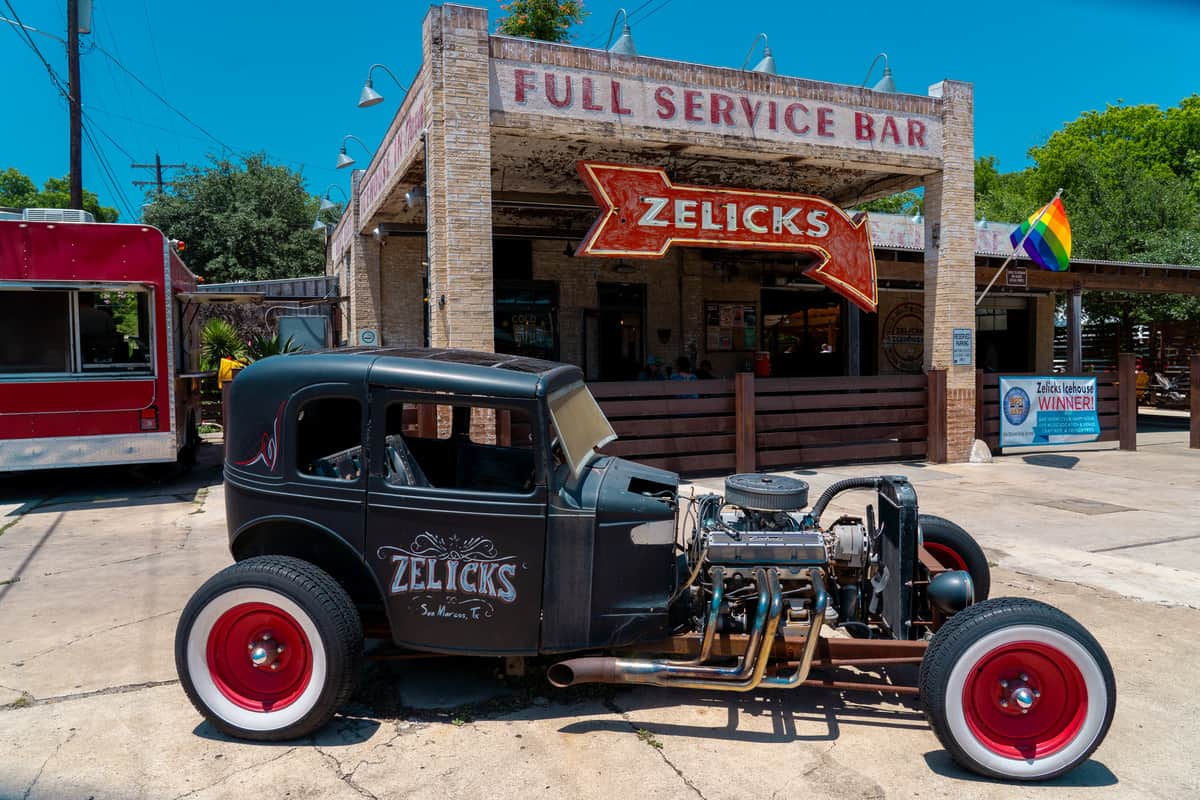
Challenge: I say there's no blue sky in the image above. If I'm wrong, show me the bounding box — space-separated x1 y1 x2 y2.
1 0 1194 221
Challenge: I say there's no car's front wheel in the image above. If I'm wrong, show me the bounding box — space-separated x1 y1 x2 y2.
175 555 362 740
919 597 1115 780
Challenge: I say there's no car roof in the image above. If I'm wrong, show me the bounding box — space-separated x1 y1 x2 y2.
236 347 583 400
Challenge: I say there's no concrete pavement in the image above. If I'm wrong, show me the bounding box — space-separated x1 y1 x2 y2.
1 434 1198 799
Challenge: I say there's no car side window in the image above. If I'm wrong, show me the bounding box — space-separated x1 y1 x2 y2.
382 402 536 493
297 397 363 481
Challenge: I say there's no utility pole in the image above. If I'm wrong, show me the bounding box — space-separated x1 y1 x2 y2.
132 154 185 195
67 0 82 209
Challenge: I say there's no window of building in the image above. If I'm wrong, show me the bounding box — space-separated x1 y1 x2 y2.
494 280 559 361
0 288 153 377
297 397 363 481
382 402 537 493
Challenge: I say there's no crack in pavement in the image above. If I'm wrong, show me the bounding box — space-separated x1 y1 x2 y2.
0 678 180 711
37 550 166 578
604 697 706 800
22 728 76 800
315 745 382 800
169 747 298 800
18 608 180 663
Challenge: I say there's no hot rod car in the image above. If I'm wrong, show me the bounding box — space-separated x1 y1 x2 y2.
176 348 1115 781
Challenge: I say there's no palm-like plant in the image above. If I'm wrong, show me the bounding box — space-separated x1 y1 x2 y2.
245 334 303 362
201 318 246 368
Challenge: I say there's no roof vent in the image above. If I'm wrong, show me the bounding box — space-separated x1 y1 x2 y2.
22 208 96 223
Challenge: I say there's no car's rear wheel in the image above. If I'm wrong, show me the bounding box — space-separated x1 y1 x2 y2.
175 555 362 740
919 597 1115 780
920 514 990 600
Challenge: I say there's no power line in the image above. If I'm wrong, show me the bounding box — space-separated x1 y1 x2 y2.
92 42 233 153
581 0 662 47
131 154 186 195
2 1 70 98
81 110 136 161
81 125 136 220
635 0 676 26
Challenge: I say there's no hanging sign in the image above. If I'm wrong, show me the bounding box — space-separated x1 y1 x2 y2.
575 161 878 312
1006 267 1028 288
999 376 1101 448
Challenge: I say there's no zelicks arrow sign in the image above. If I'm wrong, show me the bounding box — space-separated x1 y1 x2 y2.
575 161 879 313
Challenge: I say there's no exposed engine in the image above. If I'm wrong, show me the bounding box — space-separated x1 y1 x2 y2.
684 473 973 643
548 472 974 693
688 474 877 639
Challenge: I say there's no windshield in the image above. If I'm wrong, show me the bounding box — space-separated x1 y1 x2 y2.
547 382 617 477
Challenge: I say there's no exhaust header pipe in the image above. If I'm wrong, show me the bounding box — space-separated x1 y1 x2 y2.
549 568 829 693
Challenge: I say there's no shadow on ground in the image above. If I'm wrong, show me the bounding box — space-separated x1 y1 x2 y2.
0 441 224 517
922 750 1117 788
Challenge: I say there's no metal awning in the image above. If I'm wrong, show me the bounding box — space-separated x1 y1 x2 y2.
176 291 265 304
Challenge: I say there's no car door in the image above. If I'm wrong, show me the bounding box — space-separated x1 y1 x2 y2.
364 391 548 655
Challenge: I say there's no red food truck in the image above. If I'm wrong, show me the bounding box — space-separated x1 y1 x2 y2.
0 210 204 472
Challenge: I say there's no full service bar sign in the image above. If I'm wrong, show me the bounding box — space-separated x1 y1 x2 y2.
490 60 943 159
999 376 1101 448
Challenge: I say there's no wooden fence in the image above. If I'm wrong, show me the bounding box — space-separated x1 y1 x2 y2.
593 373 930 475
592 379 738 474
975 355 1136 453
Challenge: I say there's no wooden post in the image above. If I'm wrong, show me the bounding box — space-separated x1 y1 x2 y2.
926 369 947 463
418 403 437 438
1119 352 1137 451
974 369 985 441
1190 354 1199 450
735 372 756 473
497 408 511 447
1067 287 1083 374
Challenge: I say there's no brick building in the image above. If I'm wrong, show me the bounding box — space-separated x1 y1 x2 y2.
325 3 1053 463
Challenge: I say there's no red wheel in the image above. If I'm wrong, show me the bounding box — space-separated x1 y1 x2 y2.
206 602 315 712
175 556 362 740
920 598 1115 780
920 514 990 600
924 541 969 572
961 641 1088 760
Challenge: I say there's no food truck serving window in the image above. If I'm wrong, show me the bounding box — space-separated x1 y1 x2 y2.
0 287 153 377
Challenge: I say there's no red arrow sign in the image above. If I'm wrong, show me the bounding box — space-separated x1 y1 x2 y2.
576 161 878 313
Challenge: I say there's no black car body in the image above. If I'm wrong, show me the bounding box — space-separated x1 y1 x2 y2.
223 348 678 656
177 348 1115 782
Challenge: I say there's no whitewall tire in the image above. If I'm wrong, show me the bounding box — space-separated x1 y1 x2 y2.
175 556 362 740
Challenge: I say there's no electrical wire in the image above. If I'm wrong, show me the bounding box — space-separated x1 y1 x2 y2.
2 0 70 98
91 42 233 153
82 111 136 161
81 125 137 220
581 0 663 47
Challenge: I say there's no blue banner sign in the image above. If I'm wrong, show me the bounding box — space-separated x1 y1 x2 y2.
999 376 1101 448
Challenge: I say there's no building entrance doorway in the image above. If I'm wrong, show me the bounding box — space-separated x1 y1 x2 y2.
977 296 1032 372
596 282 645 380
761 286 844 377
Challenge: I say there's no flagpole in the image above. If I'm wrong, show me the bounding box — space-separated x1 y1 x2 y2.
976 187 1063 306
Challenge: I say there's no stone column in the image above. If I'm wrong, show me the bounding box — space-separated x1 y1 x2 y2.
923 80 975 461
422 4 494 352
347 171 382 346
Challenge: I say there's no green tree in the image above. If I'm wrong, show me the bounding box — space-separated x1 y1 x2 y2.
142 154 325 284
975 96 1200 329
858 189 922 216
0 167 119 221
496 0 587 42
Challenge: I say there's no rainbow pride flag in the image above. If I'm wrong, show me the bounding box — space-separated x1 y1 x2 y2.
1010 196 1072 271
